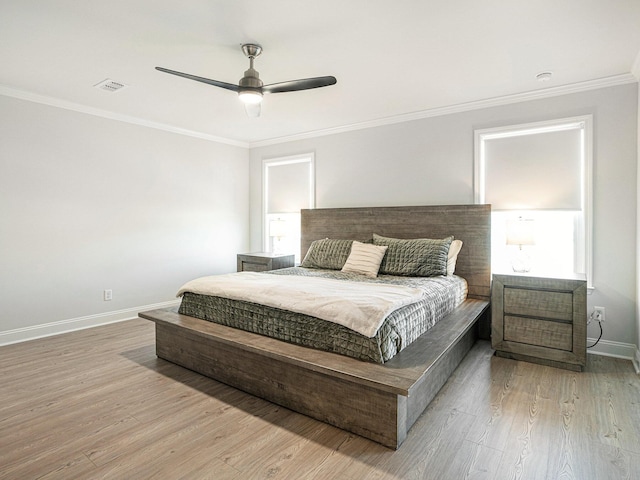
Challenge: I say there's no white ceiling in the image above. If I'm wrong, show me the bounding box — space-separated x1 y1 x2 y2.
1 0 639 146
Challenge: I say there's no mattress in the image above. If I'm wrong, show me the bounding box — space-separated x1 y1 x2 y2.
178 267 467 363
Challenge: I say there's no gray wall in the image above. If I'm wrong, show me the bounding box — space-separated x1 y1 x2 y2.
250 83 638 351
1 95 249 333
2 83 637 355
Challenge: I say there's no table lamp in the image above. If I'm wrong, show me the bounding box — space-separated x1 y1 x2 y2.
506 217 535 272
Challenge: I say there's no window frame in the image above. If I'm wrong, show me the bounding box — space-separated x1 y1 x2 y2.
262 153 315 258
474 115 593 288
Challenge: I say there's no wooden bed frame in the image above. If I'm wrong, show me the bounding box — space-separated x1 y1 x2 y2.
140 204 491 449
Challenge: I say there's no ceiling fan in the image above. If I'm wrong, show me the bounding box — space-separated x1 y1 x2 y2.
156 44 337 117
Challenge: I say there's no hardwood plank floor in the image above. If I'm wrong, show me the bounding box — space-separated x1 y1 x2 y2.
1 319 638 479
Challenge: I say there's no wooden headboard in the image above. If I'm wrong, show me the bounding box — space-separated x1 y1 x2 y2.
301 204 491 300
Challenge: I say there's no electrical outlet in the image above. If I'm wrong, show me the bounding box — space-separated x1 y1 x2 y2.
593 306 605 323
104 289 113 301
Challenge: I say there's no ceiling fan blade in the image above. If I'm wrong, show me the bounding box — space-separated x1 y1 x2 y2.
155 67 240 92
243 101 261 118
262 76 337 94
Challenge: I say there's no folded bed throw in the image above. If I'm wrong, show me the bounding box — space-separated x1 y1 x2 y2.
177 272 424 338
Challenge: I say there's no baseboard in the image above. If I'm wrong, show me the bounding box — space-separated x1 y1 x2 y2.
6 308 639 374
0 300 180 346
587 337 638 366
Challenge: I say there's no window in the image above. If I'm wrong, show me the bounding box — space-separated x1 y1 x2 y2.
263 153 315 262
474 116 593 286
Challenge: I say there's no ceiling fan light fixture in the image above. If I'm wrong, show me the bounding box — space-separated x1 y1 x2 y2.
238 89 263 105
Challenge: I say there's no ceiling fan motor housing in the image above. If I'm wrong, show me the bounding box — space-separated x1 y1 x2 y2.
240 44 263 94
239 68 263 90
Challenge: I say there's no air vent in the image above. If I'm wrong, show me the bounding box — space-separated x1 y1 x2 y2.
94 79 127 92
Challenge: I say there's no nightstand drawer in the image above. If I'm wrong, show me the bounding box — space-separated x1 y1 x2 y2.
241 261 270 272
504 287 573 322
503 315 573 351
237 252 295 272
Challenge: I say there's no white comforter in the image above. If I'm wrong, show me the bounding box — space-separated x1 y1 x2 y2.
177 272 424 338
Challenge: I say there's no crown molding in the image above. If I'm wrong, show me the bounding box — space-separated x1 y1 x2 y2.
2 74 636 151
249 73 638 148
0 84 250 148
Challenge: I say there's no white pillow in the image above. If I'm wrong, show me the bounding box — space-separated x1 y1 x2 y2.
341 241 388 278
447 239 463 275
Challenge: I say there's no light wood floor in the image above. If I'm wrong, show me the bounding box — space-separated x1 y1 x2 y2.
1 319 639 480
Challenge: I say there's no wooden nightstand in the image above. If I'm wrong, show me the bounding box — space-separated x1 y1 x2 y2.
491 273 587 371
237 252 295 272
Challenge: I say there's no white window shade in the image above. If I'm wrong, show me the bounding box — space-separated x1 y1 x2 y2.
266 160 312 213
483 127 583 211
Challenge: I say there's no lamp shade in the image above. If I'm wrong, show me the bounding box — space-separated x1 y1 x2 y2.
506 218 535 246
269 219 287 238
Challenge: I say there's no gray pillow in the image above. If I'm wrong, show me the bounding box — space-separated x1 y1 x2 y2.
300 238 354 270
373 233 453 277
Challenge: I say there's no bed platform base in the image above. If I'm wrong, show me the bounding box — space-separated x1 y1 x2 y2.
142 204 491 448
140 298 488 449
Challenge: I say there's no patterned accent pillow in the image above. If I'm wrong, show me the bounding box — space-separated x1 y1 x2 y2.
373 233 453 277
300 238 354 270
341 241 388 278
